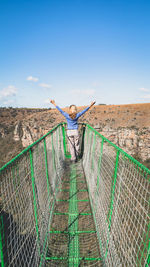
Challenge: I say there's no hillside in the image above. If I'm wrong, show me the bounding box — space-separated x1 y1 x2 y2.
0 108 49 167
0 103 150 168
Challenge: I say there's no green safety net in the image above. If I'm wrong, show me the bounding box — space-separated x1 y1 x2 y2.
0 123 149 267
0 123 65 267
83 124 150 266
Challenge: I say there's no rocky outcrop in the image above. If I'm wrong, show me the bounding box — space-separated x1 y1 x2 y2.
16 122 52 147
14 120 150 162
14 121 45 147
0 104 149 167
96 125 150 162
21 125 34 147
0 127 5 138
14 121 22 141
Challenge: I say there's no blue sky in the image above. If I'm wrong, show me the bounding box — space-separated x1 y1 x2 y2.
0 0 150 108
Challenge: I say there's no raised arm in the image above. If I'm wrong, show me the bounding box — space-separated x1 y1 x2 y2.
50 99 68 118
89 101 96 109
76 101 96 119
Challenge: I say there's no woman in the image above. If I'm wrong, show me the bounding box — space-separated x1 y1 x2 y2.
50 99 95 162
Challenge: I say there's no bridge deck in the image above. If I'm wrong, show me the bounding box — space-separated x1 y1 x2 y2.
45 160 103 266
0 123 149 266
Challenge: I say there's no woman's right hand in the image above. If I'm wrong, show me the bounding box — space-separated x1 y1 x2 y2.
50 99 56 106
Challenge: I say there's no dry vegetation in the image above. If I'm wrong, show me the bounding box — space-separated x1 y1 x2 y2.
0 103 150 168
0 108 48 167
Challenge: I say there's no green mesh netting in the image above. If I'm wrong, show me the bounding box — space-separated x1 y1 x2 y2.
0 124 65 267
0 123 149 267
83 124 150 266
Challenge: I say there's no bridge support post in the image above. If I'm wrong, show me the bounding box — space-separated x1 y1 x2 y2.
44 138 51 201
80 124 86 158
108 150 120 229
92 133 96 170
105 149 120 259
62 124 67 157
62 124 71 158
51 134 56 172
96 137 104 192
29 149 40 256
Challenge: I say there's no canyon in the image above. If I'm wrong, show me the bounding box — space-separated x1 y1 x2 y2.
0 103 150 168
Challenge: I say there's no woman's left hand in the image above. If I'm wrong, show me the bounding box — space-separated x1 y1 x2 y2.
90 101 96 107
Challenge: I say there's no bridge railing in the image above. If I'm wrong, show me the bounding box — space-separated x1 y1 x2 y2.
0 123 65 267
0 122 149 266
83 124 150 266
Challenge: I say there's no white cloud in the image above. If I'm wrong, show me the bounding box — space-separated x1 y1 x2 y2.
27 76 39 82
139 87 150 92
39 83 52 89
142 94 150 99
0 85 17 99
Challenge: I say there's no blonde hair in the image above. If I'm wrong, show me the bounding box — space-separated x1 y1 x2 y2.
69 105 77 119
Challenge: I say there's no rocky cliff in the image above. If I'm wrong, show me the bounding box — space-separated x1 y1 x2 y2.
97 126 150 162
0 103 150 168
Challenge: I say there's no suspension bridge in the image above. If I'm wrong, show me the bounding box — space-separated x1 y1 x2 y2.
0 123 149 266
